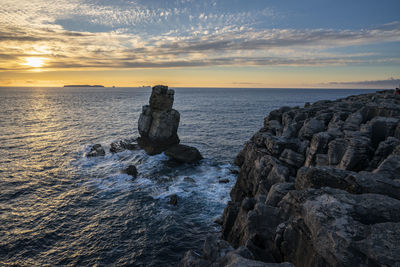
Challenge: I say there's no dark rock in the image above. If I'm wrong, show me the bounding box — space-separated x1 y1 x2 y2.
266 182 294 207
219 179 230 184
110 139 140 153
295 166 353 191
149 85 174 111
203 235 233 262
169 194 178 205
373 154 400 180
179 250 210 267
123 165 138 178
339 134 372 171
214 217 223 225
304 132 333 166
181 90 400 267
369 137 400 169
230 168 239 175
298 118 325 139
138 85 181 155
87 144 105 157
327 138 346 165
164 144 203 163
184 176 196 183
279 149 304 168
343 111 363 131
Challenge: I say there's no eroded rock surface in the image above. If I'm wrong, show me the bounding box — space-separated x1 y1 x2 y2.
137 85 203 162
181 90 400 266
138 85 180 155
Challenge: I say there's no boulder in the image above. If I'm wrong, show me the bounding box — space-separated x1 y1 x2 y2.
110 138 140 153
124 165 138 178
164 144 203 163
169 194 178 205
86 144 105 157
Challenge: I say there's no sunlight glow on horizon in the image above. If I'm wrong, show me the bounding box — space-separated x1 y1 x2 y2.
0 0 399 88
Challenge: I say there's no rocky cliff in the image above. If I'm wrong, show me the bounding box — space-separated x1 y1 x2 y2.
180 90 400 267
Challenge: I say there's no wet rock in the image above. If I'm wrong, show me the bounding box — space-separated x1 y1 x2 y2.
184 176 196 183
124 165 138 178
219 179 230 184
87 144 105 157
169 194 178 205
164 144 203 163
110 138 140 153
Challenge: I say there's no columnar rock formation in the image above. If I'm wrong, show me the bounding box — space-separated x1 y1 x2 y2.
138 85 180 155
138 85 203 163
180 90 400 266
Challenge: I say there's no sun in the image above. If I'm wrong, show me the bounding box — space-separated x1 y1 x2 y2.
24 57 46 68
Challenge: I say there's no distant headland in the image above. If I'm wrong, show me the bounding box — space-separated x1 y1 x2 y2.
64 85 104 87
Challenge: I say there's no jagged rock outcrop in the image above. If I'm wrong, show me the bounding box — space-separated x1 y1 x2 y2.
110 138 140 153
181 90 400 266
138 85 180 155
86 144 105 157
137 85 203 162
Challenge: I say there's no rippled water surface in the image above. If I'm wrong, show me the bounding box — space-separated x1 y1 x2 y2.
0 87 374 266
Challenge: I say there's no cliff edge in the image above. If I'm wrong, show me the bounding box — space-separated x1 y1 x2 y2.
180 90 400 267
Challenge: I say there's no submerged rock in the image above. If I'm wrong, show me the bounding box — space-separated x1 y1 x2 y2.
124 165 138 178
169 194 178 205
86 144 105 157
164 144 203 163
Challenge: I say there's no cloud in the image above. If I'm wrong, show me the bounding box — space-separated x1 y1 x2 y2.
327 77 400 88
0 0 399 71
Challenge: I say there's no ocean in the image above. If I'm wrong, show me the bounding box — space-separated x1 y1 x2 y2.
0 87 375 266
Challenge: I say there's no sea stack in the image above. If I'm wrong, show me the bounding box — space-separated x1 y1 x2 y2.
138 85 203 163
138 85 180 155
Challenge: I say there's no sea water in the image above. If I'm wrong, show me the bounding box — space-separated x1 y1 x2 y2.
0 87 374 266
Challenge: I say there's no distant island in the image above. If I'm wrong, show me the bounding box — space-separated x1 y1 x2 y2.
64 85 104 87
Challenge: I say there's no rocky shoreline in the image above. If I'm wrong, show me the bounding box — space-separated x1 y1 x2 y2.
180 90 400 267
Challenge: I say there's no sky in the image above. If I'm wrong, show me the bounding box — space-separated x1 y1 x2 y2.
1 0 400 88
